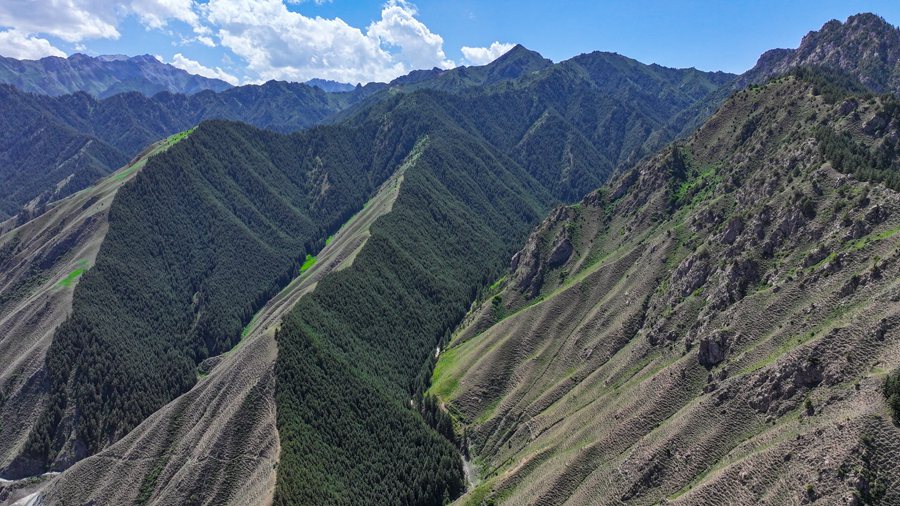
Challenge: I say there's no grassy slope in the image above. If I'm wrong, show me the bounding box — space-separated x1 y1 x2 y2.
432 77 900 504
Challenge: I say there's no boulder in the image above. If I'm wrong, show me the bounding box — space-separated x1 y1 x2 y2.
721 217 744 245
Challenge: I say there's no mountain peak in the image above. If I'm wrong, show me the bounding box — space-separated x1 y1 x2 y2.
740 12 900 93
305 78 356 92
96 54 130 62
493 43 550 66
481 43 552 83
844 12 894 28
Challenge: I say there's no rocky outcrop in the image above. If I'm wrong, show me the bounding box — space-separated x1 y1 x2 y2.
672 250 711 297
720 217 744 245
749 355 823 416
738 13 900 94
510 205 577 298
698 330 730 367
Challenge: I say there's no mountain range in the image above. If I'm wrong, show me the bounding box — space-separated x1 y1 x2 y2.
0 11 898 506
0 54 233 99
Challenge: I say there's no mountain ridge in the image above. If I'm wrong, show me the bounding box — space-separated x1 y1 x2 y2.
739 13 900 93
0 53 233 98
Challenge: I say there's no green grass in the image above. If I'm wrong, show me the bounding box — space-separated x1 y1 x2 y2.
241 311 262 338
325 235 334 246
57 259 88 288
673 162 720 207
300 253 317 273
166 128 195 144
112 161 143 181
429 345 462 399
848 224 900 251
112 128 196 182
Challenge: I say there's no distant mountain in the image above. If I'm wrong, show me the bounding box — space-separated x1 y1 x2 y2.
344 45 735 200
0 45 730 222
0 53 233 98
739 13 900 93
305 78 356 92
385 44 553 90
0 80 383 219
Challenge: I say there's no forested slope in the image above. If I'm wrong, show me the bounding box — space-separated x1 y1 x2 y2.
274 108 553 503
0 132 192 495
29 153 410 506
8 119 400 476
0 81 380 219
344 46 735 201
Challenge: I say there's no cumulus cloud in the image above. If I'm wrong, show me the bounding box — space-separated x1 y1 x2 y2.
129 0 199 30
0 0 464 83
0 0 121 43
461 41 515 66
207 0 453 83
0 0 210 44
366 0 453 71
0 29 66 59
168 53 240 85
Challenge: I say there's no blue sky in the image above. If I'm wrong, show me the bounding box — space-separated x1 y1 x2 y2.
0 1 897 85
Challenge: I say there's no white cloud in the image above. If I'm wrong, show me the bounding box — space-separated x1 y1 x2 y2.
168 53 240 85
0 0 208 44
0 29 66 59
129 0 199 30
0 0 121 43
206 0 453 83
461 41 515 66
196 35 216 47
366 0 453 71
0 0 467 83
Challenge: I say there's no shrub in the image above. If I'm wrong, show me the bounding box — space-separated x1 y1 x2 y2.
885 368 900 425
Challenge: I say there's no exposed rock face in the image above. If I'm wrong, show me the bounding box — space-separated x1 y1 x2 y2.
698 332 728 368
510 205 577 298
547 237 574 268
749 355 823 416
672 251 711 297
739 13 900 93
804 247 830 267
720 217 744 245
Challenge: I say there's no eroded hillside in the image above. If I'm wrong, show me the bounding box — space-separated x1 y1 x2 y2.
432 75 900 505
0 131 191 503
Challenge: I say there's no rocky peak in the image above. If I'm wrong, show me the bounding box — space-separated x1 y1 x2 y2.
738 13 900 93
